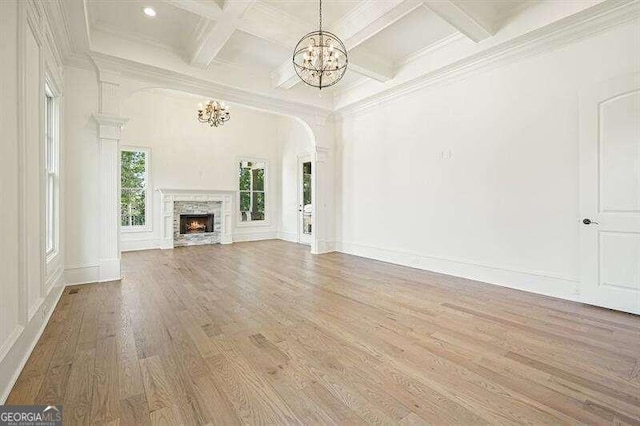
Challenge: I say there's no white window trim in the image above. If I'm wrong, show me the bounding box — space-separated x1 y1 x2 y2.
120 146 152 233
44 78 60 263
236 157 269 227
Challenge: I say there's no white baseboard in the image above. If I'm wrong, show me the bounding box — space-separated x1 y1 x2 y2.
233 231 278 242
121 238 159 252
64 264 99 285
277 234 336 253
99 258 121 282
0 279 64 403
336 241 580 303
315 240 337 254
277 231 298 243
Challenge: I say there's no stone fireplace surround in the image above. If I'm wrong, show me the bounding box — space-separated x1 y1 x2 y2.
174 201 221 247
157 189 233 249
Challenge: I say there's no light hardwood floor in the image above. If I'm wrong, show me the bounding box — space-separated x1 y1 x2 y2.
7 240 640 425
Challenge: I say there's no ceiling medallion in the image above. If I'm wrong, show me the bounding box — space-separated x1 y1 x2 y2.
292 0 348 90
197 100 230 127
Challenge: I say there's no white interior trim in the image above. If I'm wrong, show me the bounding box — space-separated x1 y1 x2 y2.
336 241 580 302
0 280 64 404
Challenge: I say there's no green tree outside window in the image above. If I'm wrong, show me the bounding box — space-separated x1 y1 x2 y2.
121 150 147 227
239 161 265 221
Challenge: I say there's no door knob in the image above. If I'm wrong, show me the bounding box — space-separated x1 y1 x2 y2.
583 218 599 225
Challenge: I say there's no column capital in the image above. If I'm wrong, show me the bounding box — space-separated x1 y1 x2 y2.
92 113 129 140
314 146 330 163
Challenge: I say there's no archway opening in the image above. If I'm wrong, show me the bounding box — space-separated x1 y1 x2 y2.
117 86 318 253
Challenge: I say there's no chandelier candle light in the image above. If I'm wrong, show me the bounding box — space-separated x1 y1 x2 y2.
197 100 230 127
293 0 348 89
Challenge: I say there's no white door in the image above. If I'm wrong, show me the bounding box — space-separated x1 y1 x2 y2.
579 73 640 314
298 156 313 245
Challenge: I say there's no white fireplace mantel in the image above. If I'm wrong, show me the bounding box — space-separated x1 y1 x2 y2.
157 188 234 249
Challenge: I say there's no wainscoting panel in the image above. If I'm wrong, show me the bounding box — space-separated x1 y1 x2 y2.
0 279 63 403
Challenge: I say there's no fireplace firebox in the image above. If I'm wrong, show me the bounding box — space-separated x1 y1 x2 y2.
180 214 215 234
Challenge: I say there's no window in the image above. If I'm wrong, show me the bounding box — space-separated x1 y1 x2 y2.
121 148 149 229
239 160 266 222
44 84 58 256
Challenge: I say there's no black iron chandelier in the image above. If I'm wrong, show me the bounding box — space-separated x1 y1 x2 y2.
292 0 348 90
197 100 230 127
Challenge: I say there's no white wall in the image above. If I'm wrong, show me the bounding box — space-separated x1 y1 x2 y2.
64 66 100 281
0 0 22 366
336 21 640 301
63 74 312 265
0 0 66 403
278 116 314 242
118 89 285 249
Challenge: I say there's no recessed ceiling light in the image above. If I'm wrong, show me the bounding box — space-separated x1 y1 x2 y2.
143 7 156 17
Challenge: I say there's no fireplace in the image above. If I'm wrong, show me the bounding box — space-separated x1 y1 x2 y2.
180 214 215 234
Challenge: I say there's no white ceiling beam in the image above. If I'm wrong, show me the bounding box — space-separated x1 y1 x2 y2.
190 0 256 68
271 0 421 89
65 0 91 52
422 0 494 42
272 60 299 90
333 0 422 49
237 2 308 49
348 49 395 82
169 0 406 85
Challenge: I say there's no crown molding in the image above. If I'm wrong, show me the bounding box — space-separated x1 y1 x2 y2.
84 52 333 124
64 51 94 70
48 0 638 120
336 0 640 115
41 0 70 68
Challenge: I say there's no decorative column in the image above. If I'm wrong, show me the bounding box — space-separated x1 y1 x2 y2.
307 115 336 255
92 68 128 282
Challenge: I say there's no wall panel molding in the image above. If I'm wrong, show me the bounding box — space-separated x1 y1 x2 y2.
0 0 67 403
0 276 63 404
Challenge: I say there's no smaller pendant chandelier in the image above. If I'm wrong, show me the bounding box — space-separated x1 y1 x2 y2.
293 0 348 90
197 100 230 127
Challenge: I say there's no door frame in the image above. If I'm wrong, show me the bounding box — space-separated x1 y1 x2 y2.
297 154 314 245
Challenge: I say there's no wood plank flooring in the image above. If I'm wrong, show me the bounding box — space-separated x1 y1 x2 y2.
7 240 640 425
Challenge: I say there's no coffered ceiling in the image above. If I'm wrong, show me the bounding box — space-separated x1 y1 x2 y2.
88 0 205 54
84 0 531 82
55 0 630 112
